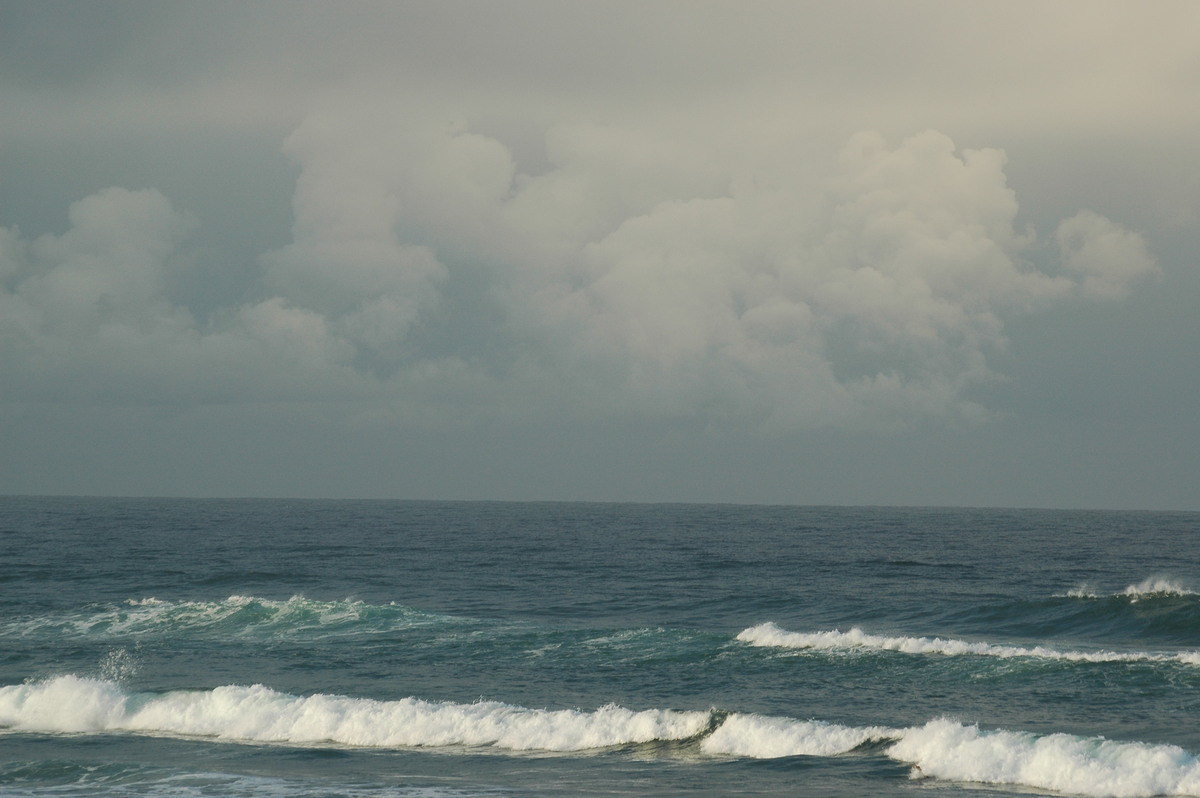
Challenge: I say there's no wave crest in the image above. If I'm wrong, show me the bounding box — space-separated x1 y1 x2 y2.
736 622 1200 665
1121 577 1197 601
889 718 1200 798
1059 578 1197 602
701 713 897 758
7 676 1200 796
1 596 457 641
0 676 710 751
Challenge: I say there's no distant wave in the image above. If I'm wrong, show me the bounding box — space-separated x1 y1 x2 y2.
1121 577 1198 599
862 558 977 571
737 622 1200 666
5 676 1200 797
1060 577 1198 601
13 595 1200 665
0 596 461 640
0 597 716 667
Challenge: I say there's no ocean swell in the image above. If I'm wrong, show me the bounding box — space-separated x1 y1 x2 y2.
737 621 1200 665
700 713 896 758
1063 577 1198 602
889 718 1200 798
5 676 1200 797
0 676 709 751
0 596 459 641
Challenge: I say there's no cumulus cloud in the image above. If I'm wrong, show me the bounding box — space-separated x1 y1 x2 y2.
488 127 1150 428
0 119 1158 430
14 188 194 329
0 189 198 399
0 188 360 403
1056 210 1159 300
257 112 461 366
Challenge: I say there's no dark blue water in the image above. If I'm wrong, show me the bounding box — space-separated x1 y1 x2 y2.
2 497 1199 796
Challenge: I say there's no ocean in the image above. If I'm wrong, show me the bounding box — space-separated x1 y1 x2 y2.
2 497 1199 797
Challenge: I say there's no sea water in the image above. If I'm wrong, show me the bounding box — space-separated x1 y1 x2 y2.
2 497 1199 797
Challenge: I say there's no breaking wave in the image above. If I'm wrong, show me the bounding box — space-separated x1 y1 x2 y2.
1121 577 1196 601
737 621 1200 665
700 713 896 758
0 676 709 751
890 718 1200 797
711 715 1200 797
5 676 1200 796
1062 577 1198 601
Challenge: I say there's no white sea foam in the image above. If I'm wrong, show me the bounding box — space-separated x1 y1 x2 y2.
703 713 1200 796
1121 577 1197 601
888 718 1200 798
0 676 710 751
7 676 1200 796
2 596 453 640
703 712 1200 796
737 622 1200 666
1058 577 1196 601
701 713 897 758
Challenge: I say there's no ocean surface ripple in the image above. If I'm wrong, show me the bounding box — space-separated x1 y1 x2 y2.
2 498 1198 797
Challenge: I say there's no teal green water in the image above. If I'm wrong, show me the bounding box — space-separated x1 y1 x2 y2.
2 498 1199 796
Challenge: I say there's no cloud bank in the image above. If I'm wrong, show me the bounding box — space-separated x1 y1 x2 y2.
0 116 1157 432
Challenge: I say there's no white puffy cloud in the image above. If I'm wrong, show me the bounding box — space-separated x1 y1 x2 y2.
12 188 195 331
485 127 1146 428
0 118 1159 430
0 189 198 398
0 188 361 403
1056 210 1159 300
258 111 458 358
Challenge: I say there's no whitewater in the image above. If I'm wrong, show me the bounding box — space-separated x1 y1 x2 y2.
3 497 1199 797
7 671 1200 797
736 621 1200 665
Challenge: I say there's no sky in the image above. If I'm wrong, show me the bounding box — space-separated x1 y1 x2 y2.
1 1 1198 509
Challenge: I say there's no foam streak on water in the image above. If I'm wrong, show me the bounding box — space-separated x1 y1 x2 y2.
1 596 456 640
737 621 1200 665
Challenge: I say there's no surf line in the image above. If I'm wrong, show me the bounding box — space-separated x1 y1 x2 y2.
737 622 1200 665
6 676 1200 797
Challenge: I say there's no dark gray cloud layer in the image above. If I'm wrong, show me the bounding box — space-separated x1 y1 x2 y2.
2 2 1197 508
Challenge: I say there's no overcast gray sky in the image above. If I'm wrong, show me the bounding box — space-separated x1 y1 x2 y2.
2 0 1197 509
